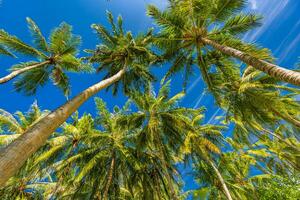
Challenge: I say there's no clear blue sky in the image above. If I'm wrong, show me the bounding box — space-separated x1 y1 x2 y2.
0 0 299 193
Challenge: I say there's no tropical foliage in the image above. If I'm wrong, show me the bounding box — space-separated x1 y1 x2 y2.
0 0 299 199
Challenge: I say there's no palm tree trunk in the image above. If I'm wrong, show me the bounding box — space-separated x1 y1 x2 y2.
0 61 50 84
102 153 115 200
155 137 178 200
201 37 300 86
0 69 125 187
206 158 233 200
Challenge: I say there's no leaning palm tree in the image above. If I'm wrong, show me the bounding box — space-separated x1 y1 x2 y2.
122 82 200 199
0 102 49 146
0 18 92 96
176 47 300 142
0 12 156 186
0 103 55 199
37 99 138 199
148 0 300 86
212 63 300 141
36 99 173 199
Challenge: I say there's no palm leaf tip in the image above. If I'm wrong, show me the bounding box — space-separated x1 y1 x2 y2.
26 17 49 52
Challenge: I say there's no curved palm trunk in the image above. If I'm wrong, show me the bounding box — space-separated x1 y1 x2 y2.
0 61 50 84
102 154 115 200
206 158 233 200
0 69 125 187
201 37 300 86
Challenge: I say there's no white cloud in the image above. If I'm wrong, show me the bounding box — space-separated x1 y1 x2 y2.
249 0 257 10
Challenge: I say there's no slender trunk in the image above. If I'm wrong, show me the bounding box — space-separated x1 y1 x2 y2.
206 158 233 200
0 61 50 84
201 37 300 86
102 153 115 200
270 108 300 129
0 69 126 187
156 137 178 200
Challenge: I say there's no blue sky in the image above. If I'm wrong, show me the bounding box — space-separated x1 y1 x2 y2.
0 0 299 194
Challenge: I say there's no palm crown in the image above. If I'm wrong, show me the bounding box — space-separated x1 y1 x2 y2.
0 18 92 96
148 0 300 88
86 11 157 95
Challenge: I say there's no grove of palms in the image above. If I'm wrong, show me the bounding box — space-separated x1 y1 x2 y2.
0 0 299 199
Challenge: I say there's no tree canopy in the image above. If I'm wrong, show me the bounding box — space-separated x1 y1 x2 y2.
0 0 299 199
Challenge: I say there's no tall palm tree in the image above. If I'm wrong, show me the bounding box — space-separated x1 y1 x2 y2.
198 137 300 199
122 82 200 199
0 102 49 146
0 12 156 186
211 63 300 139
35 98 172 199
179 113 233 200
0 103 55 199
52 99 138 199
0 18 92 96
148 0 300 86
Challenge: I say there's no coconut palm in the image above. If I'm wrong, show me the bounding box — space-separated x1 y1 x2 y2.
125 149 181 200
148 0 300 141
0 18 92 96
35 98 174 199
195 151 264 200
0 102 49 146
179 113 233 200
29 112 102 199
255 127 300 173
52 100 137 199
196 137 300 200
0 103 55 199
211 64 300 141
174 47 300 141
120 82 201 199
0 162 56 200
148 0 300 86
0 12 157 186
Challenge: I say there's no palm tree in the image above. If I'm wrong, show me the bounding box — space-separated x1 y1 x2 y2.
28 111 102 199
0 102 49 146
199 137 300 199
211 64 300 139
35 98 172 199
0 18 92 96
179 113 233 200
0 103 55 199
121 82 201 199
0 12 156 186
57 99 138 199
148 0 300 86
